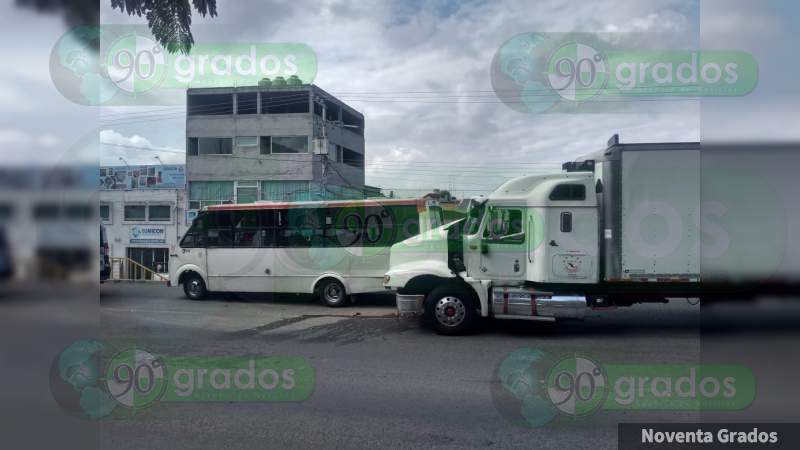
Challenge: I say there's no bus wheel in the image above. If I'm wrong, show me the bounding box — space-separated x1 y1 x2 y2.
318 279 349 307
425 286 477 335
183 273 207 300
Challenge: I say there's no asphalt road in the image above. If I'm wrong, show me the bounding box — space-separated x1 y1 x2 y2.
7 282 799 450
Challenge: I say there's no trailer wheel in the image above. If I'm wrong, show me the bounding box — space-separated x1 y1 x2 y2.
317 278 349 307
425 285 477 335
183 273 207 301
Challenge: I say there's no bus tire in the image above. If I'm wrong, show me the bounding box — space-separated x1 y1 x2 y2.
425 285 477 335
183 273 207 301
317 278 349 307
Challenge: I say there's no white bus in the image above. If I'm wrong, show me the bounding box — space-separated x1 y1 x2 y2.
169 198 442 306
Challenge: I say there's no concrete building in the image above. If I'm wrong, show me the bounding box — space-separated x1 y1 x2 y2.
185 83 366 211
99 164 187 279
0 166 96 281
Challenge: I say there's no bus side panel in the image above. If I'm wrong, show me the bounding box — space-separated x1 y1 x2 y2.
206 248 275 292
273 247 353 293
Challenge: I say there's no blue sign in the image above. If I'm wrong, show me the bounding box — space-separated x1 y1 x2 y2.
130 225 166 244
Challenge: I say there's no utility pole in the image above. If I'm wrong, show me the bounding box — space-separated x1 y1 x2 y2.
315 95 329 199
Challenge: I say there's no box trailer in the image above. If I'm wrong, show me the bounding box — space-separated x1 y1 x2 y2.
383 135 800 334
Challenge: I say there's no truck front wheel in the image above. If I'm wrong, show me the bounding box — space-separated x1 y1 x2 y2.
425 286 478 335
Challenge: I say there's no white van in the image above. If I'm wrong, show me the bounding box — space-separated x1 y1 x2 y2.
169 198 442 306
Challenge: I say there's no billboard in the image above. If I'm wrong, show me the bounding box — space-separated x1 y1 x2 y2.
101 165 185 190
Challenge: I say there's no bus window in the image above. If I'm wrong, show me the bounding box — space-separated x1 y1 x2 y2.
206 211 234 247
281 208 323 248
259 210 276 247
233 210 260 247
181 212 206 248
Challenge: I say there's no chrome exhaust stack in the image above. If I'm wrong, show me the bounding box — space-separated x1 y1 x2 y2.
491 288 587 321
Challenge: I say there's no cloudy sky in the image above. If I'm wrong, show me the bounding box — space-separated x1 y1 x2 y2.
2 0 798 197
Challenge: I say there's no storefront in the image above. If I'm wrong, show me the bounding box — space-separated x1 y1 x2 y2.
99 164 188 281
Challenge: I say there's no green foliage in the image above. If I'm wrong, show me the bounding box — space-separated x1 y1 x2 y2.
110 0 218 54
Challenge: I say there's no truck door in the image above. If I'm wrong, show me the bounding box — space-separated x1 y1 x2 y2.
479 206 527 279
547 207 598 283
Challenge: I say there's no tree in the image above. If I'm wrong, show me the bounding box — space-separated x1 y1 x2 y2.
111 0 217 54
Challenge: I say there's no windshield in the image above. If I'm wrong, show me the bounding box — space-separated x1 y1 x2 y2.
464 200 486 235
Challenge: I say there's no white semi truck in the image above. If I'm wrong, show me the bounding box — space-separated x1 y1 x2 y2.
383 135 800 334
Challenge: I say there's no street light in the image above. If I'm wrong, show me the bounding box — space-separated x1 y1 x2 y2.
118 156 130 168
154 155 165 166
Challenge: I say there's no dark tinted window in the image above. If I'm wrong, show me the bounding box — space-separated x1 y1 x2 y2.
148 205 171 221
65 204 93 220
203 211 234 247
261 91 309 114
188 94 233 115
549 184 586 201
280 208 323 247
233 210 260 247
33 204 60 220
237 92 258 114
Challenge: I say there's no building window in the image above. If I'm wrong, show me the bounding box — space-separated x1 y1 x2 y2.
99 204 111 223
188 137 233 155
0 204 14 221
342 147 364 168
237 92 258 114
236 136 258 147
260 136 272 154
189 181 235 207
187 137 198 155
124 205 147 221
261 90 309 114
235 181 259 204
148 205 171 221
261 180 313 201
272 136 309 154
342 109 364 136
187 93 233 115
33 203 60 220
65 203 93 221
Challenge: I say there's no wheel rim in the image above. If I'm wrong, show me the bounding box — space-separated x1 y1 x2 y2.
188 279 202 297
434 296 466 327
324 283 343 303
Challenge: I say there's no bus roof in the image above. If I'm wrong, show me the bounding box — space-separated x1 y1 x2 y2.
205 197 428 212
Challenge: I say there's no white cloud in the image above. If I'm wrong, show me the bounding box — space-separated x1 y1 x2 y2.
87 0 787 195
100 129 185 166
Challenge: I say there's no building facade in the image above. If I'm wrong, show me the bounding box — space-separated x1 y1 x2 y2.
99 164 187 279
0 166 97 281
185 84 367 212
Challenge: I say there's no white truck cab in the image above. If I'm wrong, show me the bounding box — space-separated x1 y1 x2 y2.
384 170 599 334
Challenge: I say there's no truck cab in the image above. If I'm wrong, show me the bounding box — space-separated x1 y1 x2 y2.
384 170 598 334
